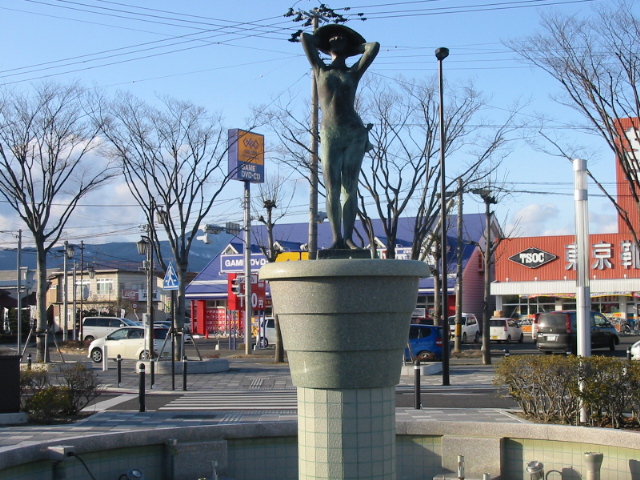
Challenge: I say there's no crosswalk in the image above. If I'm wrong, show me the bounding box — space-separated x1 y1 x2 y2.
159 389 298 411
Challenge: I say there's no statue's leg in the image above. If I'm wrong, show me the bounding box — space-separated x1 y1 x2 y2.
321 141 344 249
341 138 366 249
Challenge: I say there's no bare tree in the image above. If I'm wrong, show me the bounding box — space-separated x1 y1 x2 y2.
0 82 117 361
507 0 640 239
358 76 518 261
94 92 234 349
252 174 298 363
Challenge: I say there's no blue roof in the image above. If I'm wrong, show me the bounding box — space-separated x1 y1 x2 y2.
186 214 487 299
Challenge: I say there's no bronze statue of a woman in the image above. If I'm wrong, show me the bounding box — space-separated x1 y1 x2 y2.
301 24 379 250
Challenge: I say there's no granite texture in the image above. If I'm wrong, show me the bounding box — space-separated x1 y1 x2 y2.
259 259 430 389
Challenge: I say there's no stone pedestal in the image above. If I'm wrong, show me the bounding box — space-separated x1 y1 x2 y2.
260 259 429 480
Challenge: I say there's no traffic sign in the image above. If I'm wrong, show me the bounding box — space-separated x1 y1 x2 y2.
163 261 180 290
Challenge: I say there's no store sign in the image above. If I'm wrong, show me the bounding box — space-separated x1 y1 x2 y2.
228 129 264 183
509 247 557 269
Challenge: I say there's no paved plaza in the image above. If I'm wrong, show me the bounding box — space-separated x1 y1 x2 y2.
0 352 527 450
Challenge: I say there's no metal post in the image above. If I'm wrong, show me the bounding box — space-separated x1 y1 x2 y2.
414 359 421 409
244 181 252 355
454 178 464 353
102 345 108 371
117 354 122 387
62 240 69 342
72 262 77 341
147 239 154 358
436 47 450 386
574 158 591 424
574 158 591 358
16 229 22 355
27 353 31 370
139 363 146 412
182 356 188 391
308 15 319 259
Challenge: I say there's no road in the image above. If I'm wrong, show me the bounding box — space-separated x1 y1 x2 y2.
6 333 639 413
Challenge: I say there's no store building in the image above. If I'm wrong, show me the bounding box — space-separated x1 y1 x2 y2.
185 214 496 336
492 117 640 324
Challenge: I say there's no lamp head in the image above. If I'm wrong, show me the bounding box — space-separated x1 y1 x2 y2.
435 47 449 61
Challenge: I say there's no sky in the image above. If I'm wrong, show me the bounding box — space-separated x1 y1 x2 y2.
0 0 628 249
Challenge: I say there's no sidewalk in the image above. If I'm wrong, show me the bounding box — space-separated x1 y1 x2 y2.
0 352 526 450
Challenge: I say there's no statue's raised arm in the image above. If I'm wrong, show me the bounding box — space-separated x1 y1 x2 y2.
301 24 379 253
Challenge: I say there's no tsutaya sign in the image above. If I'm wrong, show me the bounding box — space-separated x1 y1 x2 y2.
220 253 268 273
228 129 264 183
509 247 557 269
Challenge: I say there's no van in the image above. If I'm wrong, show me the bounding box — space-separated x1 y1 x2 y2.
536 310 619 354
82 316 138 344
257 317 277 348
447 313 480 344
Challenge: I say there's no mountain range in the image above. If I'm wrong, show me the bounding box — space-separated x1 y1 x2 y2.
0 234 233 274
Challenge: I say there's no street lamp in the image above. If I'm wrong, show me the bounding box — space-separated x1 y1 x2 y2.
436 46 450 386
61 241 75 341
137 235 154 358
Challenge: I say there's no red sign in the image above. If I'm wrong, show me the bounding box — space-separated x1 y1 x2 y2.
227 273 266 311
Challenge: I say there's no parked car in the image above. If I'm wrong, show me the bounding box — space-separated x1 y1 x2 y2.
536 310 619 354
531 312 541 343
630 339 640 360
82 316 139 344
87 327 172 363
257 317 277 348
489 317 524 344
448 313 480 344
404 324 448 362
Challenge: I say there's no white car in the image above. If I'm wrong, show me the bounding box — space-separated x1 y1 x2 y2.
489 318 524 344
256 317 277 348
87 327 172 363
630 340 640 360
448 313 480 344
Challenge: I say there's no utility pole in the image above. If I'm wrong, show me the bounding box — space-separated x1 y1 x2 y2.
285 4 350 258
16 229 22 355
453 178 464 354
472 188 497 365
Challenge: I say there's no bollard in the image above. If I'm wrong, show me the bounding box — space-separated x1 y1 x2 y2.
628 347 632 361
117 354 122 387
584 452 603 480
150 358 155 389
504 348 510 357
414 359 421 409
139 363 146 412
27 353 32 371
102 345 109 371
457 455 465 480
182 355 188 391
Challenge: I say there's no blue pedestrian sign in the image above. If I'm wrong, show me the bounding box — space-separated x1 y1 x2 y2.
163 261 180 290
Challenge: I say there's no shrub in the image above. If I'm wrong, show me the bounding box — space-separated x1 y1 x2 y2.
24 386 72 421
20 363 103 422
495 355 640 427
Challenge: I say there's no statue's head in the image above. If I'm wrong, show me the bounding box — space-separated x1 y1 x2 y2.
315 24 365 57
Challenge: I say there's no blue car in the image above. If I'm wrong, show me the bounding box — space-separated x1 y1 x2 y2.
404 324 447 362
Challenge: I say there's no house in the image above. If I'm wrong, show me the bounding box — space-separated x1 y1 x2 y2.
46 265 169 334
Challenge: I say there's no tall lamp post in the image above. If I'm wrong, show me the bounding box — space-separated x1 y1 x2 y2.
436 47 450 386
60 241 75 341
137 236 154 358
